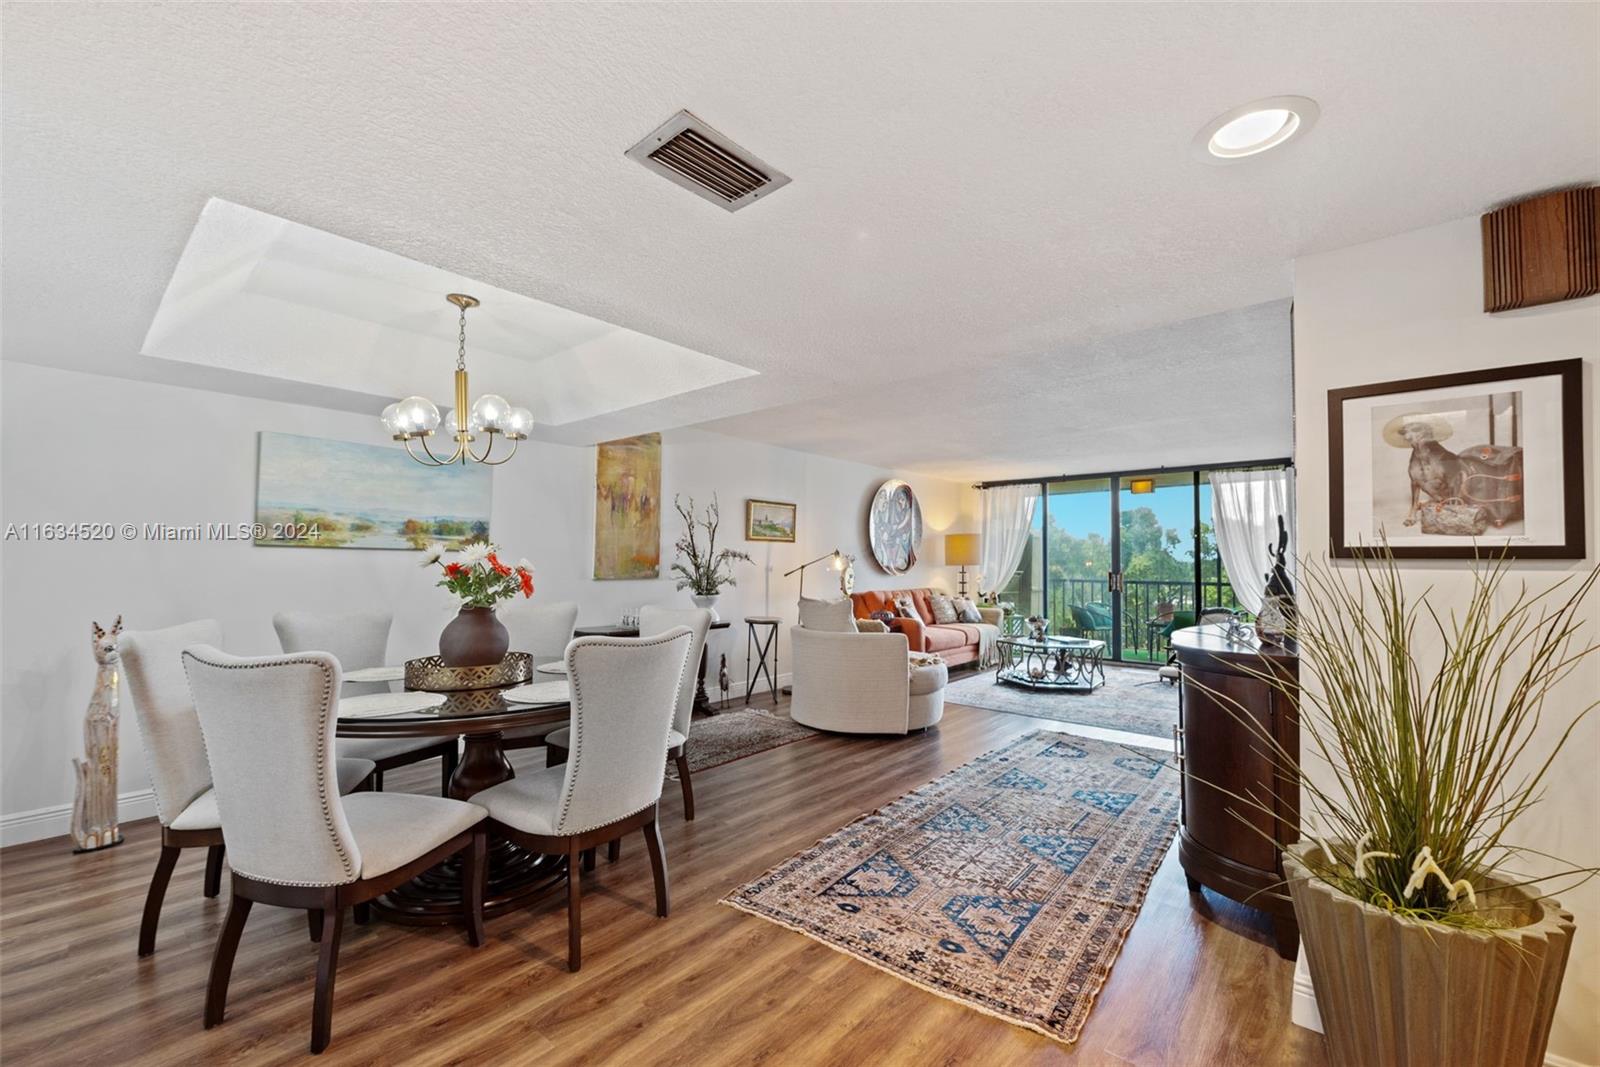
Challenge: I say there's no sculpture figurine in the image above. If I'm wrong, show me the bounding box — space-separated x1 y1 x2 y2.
71 616 124 852
1256 516 1297 644
718 653 730 710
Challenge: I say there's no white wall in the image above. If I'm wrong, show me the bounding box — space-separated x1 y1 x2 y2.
0 361 974 842
1293 215 1599 1065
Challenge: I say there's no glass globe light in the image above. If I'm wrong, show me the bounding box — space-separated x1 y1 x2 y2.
503 406 534 439
443 406 483 438
470 394 511 433
395 396 440 434
380 402 407 437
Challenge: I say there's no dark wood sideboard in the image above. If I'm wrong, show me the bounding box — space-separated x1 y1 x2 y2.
1171 624 1301 959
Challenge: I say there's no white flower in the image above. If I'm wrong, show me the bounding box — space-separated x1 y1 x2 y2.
1446 877 1477 907
1352 832 1398 879
457 541 491 566
517 558 533 573
419 542 448 566
1306 826 1339 868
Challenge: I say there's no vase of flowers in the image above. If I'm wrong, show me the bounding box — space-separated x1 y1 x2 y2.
424 541 535 667
670 494 750 622
1226 547 1595 1067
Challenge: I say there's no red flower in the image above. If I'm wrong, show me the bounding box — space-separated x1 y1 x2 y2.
518 569 534 598
487 552 512 577
444 562 465 578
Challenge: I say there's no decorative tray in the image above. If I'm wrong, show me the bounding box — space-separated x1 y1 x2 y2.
404 652 534 692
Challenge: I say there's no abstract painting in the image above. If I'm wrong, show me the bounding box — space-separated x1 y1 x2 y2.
594 432 661 579
1329 359 1583 559
254 431 491 550
745 499 797 542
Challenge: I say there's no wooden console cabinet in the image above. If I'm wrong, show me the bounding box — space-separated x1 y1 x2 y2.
1172 624 1300 959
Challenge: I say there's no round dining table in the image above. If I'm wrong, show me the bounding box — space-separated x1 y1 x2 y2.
336 656 571 925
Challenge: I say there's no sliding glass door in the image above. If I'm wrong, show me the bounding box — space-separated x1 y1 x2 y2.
990 463 1275 665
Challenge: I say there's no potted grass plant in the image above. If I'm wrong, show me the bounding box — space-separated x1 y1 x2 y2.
670 494 751 621
1219 546 1596 1067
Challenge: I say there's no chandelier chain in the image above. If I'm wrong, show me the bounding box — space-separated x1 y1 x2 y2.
456 305 468 372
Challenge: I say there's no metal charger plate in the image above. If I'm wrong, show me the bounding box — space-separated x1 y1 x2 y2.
404 652 533 692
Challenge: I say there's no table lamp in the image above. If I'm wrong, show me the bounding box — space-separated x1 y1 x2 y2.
944 533 979 596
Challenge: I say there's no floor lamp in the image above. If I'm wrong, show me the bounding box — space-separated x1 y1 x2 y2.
784 549 854 598
945 533 979 596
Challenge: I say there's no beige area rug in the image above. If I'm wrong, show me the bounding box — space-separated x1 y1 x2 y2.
944 664 1178 740
722 730 1180 1043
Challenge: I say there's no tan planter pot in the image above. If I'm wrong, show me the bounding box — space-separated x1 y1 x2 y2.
1284 843 1574 1067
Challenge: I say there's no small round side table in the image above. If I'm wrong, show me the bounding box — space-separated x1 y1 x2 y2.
743 616 781 706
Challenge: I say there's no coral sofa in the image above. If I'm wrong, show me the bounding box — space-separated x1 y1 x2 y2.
849 588 1002 668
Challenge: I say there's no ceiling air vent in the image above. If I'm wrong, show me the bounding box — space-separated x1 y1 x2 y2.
626 110 791 212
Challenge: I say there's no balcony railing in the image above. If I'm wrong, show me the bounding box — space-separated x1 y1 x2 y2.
1002 576 1241 662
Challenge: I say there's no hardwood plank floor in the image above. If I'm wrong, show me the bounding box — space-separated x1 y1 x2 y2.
0 699 1328 1065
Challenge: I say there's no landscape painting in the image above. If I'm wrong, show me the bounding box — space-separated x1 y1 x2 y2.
254 431 492 550
746 499 797 542
594 432 661 579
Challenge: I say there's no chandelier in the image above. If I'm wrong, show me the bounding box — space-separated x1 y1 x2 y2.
380 294 533 466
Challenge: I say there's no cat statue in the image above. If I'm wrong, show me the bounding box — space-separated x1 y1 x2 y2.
70 616 124 852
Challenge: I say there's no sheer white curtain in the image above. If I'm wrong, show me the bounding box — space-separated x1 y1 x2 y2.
978 484 1039 597
1208 468 1294 614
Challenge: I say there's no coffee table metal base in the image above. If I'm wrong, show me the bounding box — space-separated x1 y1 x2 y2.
995 638 1106 693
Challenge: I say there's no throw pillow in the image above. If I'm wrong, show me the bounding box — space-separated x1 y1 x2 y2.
797 596 859 633
891 594 919 619
929 593 958 625
870 610 895 625
952 597 983 623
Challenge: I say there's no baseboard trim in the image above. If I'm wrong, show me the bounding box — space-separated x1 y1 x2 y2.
1290 946 1590 1067
1 788 158 848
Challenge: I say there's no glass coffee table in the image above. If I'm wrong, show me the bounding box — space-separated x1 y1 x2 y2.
995 635 1106 692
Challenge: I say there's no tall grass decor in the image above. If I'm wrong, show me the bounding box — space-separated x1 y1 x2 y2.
1215 544 1596 1067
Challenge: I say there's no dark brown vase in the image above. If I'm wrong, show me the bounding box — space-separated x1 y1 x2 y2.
438 606 509 667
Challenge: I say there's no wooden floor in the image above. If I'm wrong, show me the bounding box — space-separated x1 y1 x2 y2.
0 700 1328 1066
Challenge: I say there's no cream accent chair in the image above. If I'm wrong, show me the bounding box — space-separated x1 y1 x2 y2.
183 646 488 1055
475 628 691 972
789 626 948 735
273 611 457 793
120 620 375 958
498 600 579 753
545 606 711 821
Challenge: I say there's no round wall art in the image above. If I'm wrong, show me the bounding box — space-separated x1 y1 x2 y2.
868 479 923 574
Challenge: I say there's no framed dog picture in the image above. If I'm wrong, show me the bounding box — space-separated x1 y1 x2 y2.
745 499 797 542
1328 358 1584 559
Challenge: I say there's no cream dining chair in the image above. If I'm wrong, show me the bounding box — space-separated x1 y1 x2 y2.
119 620 375 958
183 645 488 1055
497 600 579 752
474 628 691 971
545 606 711 821
273 611 458 793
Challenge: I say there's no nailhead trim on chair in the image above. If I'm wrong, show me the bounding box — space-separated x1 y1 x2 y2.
556 630 690 837
182 649 358 886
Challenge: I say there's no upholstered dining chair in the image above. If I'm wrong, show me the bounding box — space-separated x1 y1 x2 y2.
497 600 579 753
274 611 457 793
120 620 375 958
474 627 691 972
544 606 711 821
182 646 488 1055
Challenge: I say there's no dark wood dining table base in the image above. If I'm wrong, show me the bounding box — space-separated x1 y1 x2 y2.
372 730 566 925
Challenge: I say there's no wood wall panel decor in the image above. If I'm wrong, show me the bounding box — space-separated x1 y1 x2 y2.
1481 187 1599 312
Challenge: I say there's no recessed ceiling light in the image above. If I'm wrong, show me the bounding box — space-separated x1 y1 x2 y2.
1192 96 1319 164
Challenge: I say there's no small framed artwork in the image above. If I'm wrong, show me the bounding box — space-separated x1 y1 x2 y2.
745 499 797 542
1328 358 1584 559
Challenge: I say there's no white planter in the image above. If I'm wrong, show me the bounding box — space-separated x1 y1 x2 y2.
690 594 720 621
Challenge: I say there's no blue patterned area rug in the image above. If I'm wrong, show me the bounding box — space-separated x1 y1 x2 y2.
722 731 1180 1044
944 664 1178 740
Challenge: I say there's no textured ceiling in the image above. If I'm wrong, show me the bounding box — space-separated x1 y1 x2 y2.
3 3 1596 479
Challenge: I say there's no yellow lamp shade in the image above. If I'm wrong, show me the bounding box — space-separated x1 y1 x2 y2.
944 533 980 566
